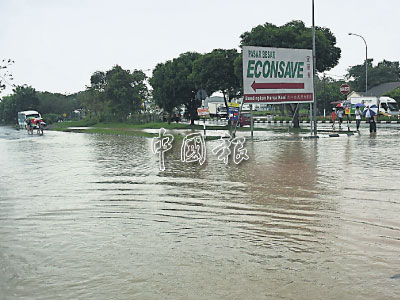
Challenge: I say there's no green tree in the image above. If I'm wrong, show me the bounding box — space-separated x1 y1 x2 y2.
83 66 148 121
150 52 201 125
346 59 400 92
0 85 39 123
37 91 81 117
315 75 346 115
385 87 400 105
105 65 148 121
240 20 341 72
192 49 240 113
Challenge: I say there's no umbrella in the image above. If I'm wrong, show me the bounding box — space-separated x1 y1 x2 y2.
354 103 365 108
363 104 378 118
336 103 343 108
343 100 351 107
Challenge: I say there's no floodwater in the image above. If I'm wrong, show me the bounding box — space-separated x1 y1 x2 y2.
0 125 399 300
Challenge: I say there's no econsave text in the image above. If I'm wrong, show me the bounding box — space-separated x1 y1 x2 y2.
246 60 304 79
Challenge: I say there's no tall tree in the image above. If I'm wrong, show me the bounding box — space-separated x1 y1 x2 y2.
84 66 148 121
192 49 240 113
240 20 341 72
105 65 148 121
150 52 201 125
346 59 400 92
0 85 39 123
315 75 345 115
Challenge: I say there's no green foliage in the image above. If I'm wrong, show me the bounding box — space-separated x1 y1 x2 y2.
191 49 241 101
82 65 149 122
0 85 39 123
150 52 201 124
37 91 80 116
315 75 346 114
239 20 341 72
384 87 400 103
346 59 400 91
42 113 59 124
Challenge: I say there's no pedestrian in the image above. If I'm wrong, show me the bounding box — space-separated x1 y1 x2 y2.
369 114 376 133
26 118 32 134
331 108 336 130
337 107 344 129
355 106 362 131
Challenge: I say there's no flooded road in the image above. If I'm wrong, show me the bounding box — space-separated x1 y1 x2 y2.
0 126 399 299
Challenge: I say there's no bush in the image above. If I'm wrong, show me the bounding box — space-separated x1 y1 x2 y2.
42 113 60 124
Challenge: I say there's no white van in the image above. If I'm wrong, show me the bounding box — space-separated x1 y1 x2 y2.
379 97 399 116
17 110 41 128
348 97 399 116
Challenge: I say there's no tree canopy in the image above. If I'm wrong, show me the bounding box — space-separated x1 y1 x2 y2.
0 85 39 123
150 52 201 124
346 59 400 92
191 49 241 101
239 20 341 72
83 65 148 121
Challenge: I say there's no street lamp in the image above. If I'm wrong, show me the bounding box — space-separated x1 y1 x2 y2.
348 33 368 93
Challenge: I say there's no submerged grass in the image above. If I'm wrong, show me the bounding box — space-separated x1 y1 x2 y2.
50 119 309 138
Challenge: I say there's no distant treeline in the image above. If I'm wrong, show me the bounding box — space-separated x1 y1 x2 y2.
1 20 400 126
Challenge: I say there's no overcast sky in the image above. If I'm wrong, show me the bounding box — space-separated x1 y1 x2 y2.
1 0 399 95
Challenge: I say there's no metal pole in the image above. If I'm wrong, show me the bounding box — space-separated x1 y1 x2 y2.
309 103 313 136
250 104 253 140
202 99 206 136
312 0 317 136
365 41 368 93
348 33 368 93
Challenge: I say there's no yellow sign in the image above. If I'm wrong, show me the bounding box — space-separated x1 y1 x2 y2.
228 102 240 108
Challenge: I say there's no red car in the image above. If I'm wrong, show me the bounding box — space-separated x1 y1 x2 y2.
239 113 252 127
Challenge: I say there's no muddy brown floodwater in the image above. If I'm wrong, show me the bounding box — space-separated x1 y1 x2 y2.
0 126 399 299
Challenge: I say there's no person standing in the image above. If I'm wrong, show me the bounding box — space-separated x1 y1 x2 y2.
369 114 377 133
331 108 337 130
337 107 344 129
355 106 362 131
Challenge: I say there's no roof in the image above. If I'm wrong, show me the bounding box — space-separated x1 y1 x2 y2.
357 82 400 97
204 96 225 106
18 110 40 115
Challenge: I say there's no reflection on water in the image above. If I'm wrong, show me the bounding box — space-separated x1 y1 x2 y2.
0 126 399 300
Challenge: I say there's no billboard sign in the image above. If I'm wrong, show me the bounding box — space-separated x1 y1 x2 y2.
197 107 210 117
242 46 314 104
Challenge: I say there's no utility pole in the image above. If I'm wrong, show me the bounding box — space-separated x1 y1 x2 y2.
312 0 317 136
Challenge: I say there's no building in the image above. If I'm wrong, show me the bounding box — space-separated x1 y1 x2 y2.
347 81 400 98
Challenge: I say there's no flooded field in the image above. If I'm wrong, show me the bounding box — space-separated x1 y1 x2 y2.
0 125 399 299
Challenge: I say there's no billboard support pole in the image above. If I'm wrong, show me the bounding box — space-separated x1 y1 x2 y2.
312 0 317 136
250 104 254 140
309 103 313 136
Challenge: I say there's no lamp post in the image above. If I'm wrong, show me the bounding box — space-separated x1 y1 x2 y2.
348 33 368 93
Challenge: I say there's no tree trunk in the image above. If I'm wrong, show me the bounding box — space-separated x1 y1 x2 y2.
222 91 231 127
287 104 300 128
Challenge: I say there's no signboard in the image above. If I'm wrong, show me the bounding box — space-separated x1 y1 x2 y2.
197 108 210 117
242 46 314 104
340 84 350 95
228 106 239 121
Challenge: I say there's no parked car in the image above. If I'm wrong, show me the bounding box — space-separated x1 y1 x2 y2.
239 113 252 127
